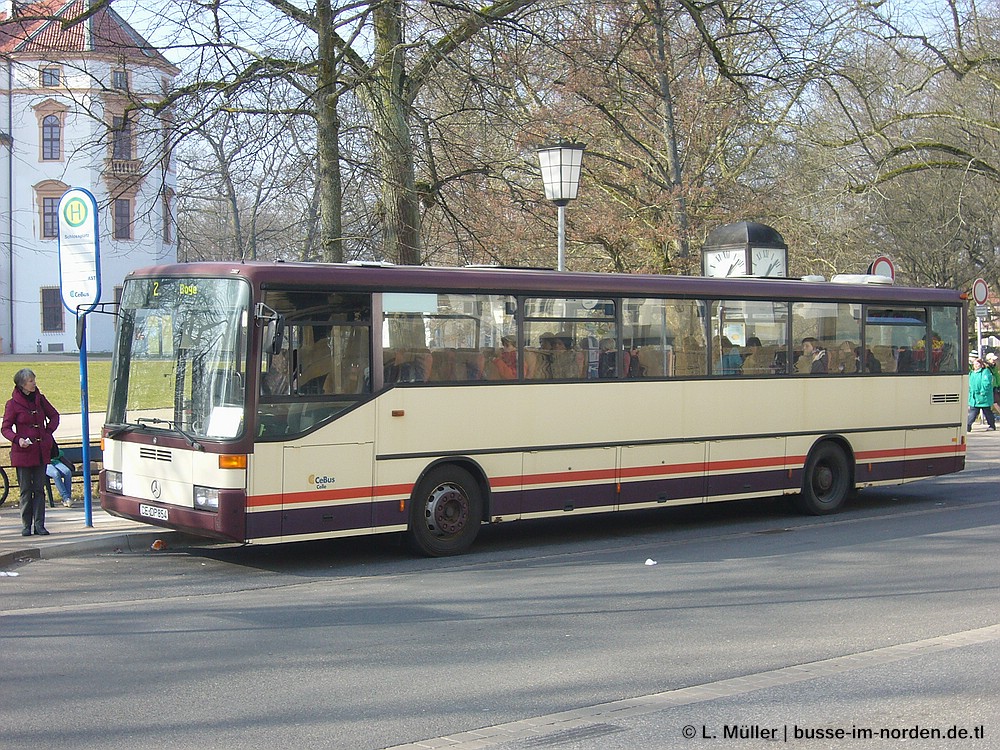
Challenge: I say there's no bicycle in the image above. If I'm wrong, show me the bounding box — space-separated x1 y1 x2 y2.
0 465 9 506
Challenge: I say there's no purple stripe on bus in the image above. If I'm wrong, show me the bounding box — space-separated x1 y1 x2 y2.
279 503 372 536
706 468 796 497
519 482 617 515
858 458 904 483
245 509 283 539
372 499 405 528
489 489 521 517
619 474 708 506
903 454 964 479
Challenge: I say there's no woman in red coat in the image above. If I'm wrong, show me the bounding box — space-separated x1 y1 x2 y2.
2 368 60 536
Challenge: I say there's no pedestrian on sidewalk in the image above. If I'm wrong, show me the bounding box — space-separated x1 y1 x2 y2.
985 352 1000 416
1 368 60 535
967 356 996 432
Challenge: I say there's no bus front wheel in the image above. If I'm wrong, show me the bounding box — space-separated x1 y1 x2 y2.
407 466 483 556
796 441 851 515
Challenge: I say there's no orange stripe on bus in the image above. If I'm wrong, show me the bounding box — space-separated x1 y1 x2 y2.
521 468 618 485
247 442 959 508
248 482 414 508
856 444 959 461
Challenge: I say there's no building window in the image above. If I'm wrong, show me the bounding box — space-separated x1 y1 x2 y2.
42 197 60 239
41 288 64 332
112 115 132 160
113 198 132 239
42 114 61 160
112 70 129 90
40 67 60 87
34 179 69 240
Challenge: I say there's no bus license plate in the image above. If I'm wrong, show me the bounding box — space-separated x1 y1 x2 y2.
139 504 169 521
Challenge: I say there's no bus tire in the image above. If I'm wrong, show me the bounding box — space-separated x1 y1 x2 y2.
796 441 851 515
407 465 483 556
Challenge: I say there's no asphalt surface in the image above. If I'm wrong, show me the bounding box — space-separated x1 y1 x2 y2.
2 429 996 750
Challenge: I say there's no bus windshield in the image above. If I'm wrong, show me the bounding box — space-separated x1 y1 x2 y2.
106 277 251 441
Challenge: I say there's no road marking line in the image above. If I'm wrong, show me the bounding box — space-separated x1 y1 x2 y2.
383 623 1000 750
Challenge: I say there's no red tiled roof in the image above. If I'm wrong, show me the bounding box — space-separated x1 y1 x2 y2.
0 1 174 70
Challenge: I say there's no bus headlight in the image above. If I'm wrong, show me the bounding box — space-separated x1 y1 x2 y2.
106 471 123 494
193 486 220 512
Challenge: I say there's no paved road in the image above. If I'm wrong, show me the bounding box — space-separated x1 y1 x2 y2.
1 435 997 749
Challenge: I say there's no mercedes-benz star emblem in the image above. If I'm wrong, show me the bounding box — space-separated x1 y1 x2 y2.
151 480 161 499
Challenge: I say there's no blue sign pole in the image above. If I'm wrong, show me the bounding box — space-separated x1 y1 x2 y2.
78 313 94 526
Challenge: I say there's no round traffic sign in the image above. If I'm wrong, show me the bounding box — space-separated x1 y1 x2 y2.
869 255 895 280
973 277 989 305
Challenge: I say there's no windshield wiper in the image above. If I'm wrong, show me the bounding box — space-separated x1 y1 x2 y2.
106 423 136 439
135 417 204 450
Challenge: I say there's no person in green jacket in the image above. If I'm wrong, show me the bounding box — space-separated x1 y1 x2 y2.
985 352 1000 415
967 356 996 431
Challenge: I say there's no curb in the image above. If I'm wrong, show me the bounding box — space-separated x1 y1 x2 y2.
0 530 208 567
0 546 41 567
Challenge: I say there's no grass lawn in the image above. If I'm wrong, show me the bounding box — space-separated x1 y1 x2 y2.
0 360 111 477
1 360 111 414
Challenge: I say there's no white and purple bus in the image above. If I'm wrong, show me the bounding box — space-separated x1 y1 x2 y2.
100 262 966 555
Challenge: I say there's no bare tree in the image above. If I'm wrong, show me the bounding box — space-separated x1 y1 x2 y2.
799 0 1000 287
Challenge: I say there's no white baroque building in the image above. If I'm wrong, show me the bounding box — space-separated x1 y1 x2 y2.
1 0 178 354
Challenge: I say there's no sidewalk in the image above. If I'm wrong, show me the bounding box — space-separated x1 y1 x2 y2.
1 406 158 566
0 501 199 567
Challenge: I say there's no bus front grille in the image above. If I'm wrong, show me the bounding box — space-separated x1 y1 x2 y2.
139 447 173 462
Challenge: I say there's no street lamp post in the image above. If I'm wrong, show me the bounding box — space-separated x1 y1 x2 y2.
537 142 585 271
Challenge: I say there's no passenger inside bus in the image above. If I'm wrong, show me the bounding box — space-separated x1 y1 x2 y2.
741 336 765 374
525 333 554 380
800 337 828 374
714 336 742 375
551 332 583 379
488 337 518 380
837 341 858 374
598 338 617 378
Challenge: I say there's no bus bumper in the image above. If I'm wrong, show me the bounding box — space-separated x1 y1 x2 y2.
99 474 247 542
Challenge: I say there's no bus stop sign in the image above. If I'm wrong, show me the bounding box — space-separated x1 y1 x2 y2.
57 187 102 314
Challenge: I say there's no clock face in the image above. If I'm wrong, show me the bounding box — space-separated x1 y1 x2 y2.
704 249 747 277
750 247 787 277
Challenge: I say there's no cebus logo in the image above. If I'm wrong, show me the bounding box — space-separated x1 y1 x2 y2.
308 474 336 489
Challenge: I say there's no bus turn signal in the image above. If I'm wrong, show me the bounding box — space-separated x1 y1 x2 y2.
219 454 247 469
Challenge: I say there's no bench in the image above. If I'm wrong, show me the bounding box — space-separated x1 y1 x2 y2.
46 442 103 507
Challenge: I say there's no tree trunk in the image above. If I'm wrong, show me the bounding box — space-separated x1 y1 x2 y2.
316 0 344 263
371 0 422 265
650 0 691 270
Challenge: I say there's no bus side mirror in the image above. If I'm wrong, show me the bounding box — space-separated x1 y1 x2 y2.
265 316 285 355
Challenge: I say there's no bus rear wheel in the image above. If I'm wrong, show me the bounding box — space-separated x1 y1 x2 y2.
796 441 851 515
407 466 483 557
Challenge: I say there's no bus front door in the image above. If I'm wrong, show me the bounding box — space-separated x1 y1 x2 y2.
280 442 375 539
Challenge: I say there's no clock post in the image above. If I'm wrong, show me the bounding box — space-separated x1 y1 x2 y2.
701 221 788 278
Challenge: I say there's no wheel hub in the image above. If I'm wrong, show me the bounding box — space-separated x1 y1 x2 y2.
815 465 833 494
425 483 469 536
